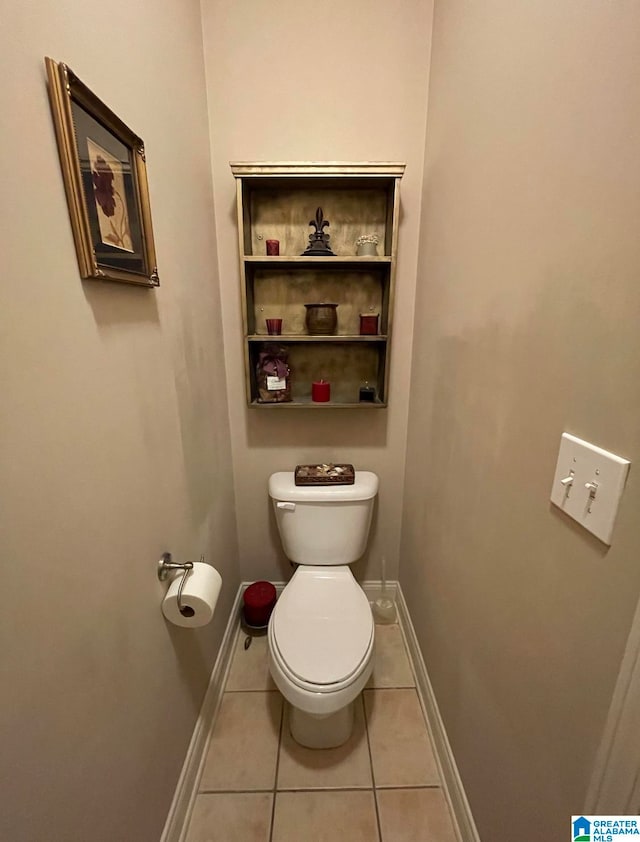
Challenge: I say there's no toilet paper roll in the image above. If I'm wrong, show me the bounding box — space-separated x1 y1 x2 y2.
162 562 222 628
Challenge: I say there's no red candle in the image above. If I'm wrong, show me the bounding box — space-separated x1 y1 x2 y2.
359 314 379 335
312 379 331 402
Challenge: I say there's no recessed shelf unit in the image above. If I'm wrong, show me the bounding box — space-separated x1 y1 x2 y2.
231 161 405 408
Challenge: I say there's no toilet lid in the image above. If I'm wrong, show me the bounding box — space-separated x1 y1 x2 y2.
271 567 374 686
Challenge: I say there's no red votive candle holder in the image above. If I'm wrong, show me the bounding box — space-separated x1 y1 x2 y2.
266 239 280 256
312 379 331 402
359 314 379 335
265 318 282 335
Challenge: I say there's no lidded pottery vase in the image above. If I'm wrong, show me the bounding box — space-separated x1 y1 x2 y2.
305 303 338 335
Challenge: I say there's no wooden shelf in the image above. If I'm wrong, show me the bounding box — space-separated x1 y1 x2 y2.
250 397 387 409
231 162 404 408
248 334 388 343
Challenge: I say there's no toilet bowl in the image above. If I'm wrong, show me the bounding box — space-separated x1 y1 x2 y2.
268 565 375 748
267 470 378 748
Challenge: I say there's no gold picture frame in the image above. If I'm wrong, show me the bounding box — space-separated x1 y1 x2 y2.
45 57 159 287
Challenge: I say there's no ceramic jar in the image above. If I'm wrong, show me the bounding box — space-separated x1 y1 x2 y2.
305 303 338 335
356 242 378 257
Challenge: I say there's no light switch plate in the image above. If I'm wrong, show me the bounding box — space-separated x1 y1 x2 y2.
550 433 630 545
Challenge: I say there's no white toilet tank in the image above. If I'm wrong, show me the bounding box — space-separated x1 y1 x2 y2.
269 471 378 565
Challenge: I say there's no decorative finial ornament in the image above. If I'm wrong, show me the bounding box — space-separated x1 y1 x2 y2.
301 207 336 256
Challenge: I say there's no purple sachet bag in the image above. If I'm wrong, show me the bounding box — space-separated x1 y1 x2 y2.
256 343 292 403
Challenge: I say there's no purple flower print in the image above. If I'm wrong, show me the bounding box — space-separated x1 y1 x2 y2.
92 156 116 217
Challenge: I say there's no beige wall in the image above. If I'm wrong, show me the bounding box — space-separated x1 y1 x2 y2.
0 2 238 841
9 2 638 838
201 0 434 582
401 2 640 840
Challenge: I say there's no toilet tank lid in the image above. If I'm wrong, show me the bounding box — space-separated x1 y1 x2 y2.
269 471 379 502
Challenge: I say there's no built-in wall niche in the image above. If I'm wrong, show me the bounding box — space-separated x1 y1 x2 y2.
231 162 405 408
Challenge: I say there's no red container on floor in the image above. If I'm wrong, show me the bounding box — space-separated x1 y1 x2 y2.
243 581 277 627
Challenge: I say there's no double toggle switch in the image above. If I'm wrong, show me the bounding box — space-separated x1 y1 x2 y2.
550 433 630 545
560 472 599 512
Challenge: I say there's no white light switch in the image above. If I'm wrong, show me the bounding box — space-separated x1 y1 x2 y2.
550 433 630 545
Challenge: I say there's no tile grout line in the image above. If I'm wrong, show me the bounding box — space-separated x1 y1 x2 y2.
268 698 285 842
196 783 442 795
197 788 274 795
362 691 384 842
375 784 443 791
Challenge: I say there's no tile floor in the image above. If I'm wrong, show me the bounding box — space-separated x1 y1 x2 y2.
184 622 458 841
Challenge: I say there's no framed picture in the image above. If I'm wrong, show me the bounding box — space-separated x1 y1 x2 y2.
45 57 159 287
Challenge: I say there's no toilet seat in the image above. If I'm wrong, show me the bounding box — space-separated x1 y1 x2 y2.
269 566 374 692
270 625 374 694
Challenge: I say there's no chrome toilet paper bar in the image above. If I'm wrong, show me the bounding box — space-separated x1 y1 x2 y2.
157 552 200 617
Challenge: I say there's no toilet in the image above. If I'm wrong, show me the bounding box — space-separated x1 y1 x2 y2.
267 470 378 749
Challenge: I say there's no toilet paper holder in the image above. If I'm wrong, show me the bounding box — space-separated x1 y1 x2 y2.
158 551 201 618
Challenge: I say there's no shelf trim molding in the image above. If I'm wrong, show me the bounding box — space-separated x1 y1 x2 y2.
231 161 406 178
243 255 392 264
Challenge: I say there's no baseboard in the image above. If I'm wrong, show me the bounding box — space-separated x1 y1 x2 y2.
396 583 481 842
160 584 244 842
270 580 287 596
